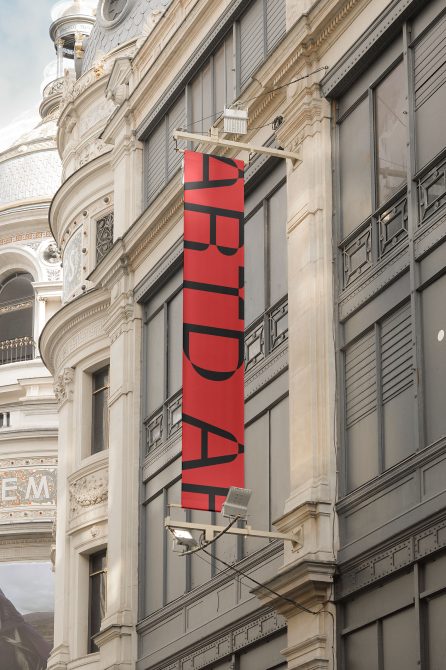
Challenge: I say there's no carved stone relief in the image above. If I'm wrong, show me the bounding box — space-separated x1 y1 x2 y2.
53 368 75 407
69 470 108 520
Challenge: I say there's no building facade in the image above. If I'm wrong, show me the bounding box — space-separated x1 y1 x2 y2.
38 0 446 669
0 57 63 659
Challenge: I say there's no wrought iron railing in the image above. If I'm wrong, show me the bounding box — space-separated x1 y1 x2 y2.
0 337 35 365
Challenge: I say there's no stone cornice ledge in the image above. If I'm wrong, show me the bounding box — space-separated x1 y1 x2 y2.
40 287 110 374
252 559 335 617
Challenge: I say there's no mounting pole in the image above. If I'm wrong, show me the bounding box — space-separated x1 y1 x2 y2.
173 129 301 166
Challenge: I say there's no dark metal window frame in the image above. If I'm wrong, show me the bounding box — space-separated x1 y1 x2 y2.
141 0 286 208
331 5 446 498
339 550 446 670
91 365 110 455
88 549 107 654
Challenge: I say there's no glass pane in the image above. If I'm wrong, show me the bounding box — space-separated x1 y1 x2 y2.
345 623 379 670
214 41 226 120
202 61 213 133
422 273 446 445
245 207 265 326
166 480 186 602
268 183 287 307
167 290 183 397
144 494 164 614
92 368 109 456
382 607 417 669
225 32 235 105
270 396 289 523
340 98 372 238
376 62 407 205
427 591 446 667
147 309 165 415
190 72 203 133
190 508 212 588
244 413 269 555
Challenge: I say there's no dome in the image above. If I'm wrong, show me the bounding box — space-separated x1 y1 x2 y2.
0 119 61 207
51 0 97 21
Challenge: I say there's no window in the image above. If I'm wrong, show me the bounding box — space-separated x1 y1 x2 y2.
413 9 446 171
143 0 286 207
91 366 109 455
338 59 407 240
341 551 446 669
244 164 288 370
0 412 10 428
343 302 414 492
144 93 186 204
144 271 182 452
189 32 234 134
95 211 114 264
0 272 35 364
88 550 107 653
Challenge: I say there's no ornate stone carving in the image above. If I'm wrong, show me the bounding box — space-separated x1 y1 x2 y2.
69 470 108 518
76 139 112 169
53 368 75 406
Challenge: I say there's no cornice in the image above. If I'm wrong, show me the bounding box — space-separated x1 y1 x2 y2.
49 152 112 245
126 179 183 267
39 287 110 374
137 541 284 635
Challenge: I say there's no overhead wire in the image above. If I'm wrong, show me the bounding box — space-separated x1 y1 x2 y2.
179 66 328 133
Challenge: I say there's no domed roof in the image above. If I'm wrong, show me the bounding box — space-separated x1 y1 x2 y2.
51 0 97 21
0 118 61 207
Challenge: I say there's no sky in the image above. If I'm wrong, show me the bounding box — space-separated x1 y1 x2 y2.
0 0 59 151
0 561 54 614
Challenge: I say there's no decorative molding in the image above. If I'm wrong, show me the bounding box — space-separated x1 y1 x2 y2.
69 469 108 519
338 512 446 598
53 367 75 407
245 341 288 400
134 236 183 302
338 246 409 321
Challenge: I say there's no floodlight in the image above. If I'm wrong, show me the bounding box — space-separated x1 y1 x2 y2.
170 528 197 552
221 487 252 520
223 107 248 134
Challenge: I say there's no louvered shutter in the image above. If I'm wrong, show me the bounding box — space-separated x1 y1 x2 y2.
145 120 166 206
266 0 286 53
167 93 186 179
414 11 446 169
240 0 264 89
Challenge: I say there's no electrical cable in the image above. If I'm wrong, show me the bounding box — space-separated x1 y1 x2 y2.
200 545 323 616
179 66 328 132
193 549 335 668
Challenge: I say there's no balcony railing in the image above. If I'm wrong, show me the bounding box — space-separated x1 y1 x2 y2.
0 337 35 365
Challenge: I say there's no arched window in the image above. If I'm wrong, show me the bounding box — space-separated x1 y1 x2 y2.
0 272 35 364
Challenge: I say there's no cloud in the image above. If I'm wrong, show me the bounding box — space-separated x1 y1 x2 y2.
0 562 54 615
0 0 56 128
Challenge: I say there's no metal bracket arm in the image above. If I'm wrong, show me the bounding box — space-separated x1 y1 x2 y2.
165 516 302 550
173 129 301 165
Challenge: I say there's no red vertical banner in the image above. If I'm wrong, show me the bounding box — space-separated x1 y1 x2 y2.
182 151 245 512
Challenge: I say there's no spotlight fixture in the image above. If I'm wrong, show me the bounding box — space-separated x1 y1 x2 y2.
169 527 198 552
221 487 252 520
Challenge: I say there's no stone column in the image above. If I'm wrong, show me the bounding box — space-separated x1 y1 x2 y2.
259 67 337 669
97 274 141 669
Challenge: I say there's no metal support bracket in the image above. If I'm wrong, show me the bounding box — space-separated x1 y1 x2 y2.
165 516 303 551
173 129 301 166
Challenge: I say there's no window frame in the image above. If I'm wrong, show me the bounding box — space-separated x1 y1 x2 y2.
87 549 107 654
91 365 110 456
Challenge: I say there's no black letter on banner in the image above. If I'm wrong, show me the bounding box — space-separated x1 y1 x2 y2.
182 414 244 470
184 155 244 190
183 204 243 256
183 324 244 381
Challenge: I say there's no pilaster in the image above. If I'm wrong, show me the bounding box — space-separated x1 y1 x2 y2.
48 368 75 670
